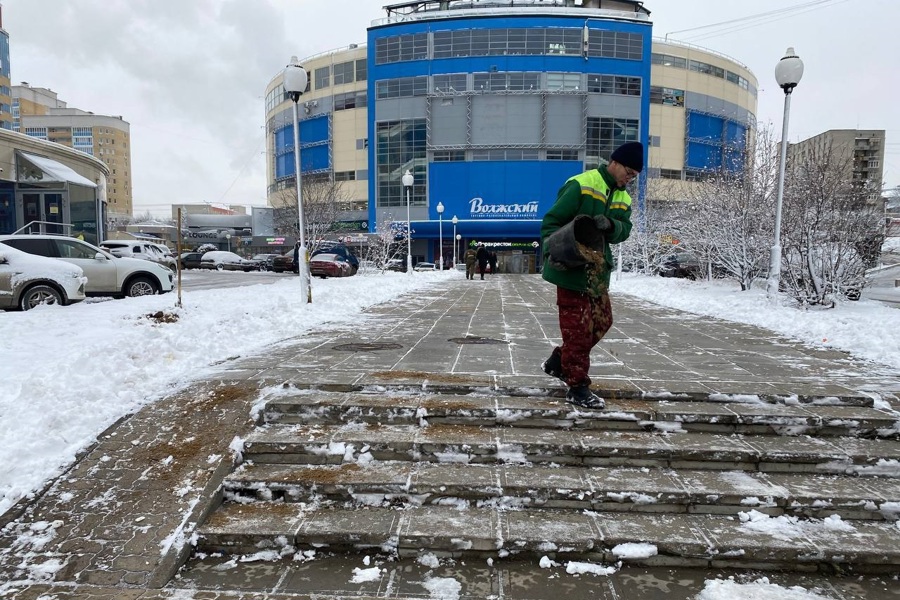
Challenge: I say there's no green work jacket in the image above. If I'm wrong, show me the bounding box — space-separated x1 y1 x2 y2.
540 165 633 296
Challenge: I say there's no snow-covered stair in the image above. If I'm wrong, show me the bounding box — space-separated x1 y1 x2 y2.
195 386 900 574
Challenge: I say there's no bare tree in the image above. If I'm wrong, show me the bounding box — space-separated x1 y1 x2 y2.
362 215 408 272
618 202 674 275
270 176 349 254
779 139 883 306
678 127 779 290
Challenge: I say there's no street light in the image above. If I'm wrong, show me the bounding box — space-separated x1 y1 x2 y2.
766 47 804 302
436 201 444 271
225 233 231 253
455 233 461 268
402 169 414 274
284 56 312 303
451 216 458 267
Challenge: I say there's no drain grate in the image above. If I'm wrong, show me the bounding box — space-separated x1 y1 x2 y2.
333 342 403 352
448 336 509 345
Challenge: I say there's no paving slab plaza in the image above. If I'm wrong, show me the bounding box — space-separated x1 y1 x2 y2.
2 273 900 599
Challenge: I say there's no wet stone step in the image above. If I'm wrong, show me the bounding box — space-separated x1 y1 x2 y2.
262 393 898 438
196 503 900 574
241 423 900 475
223 462 900 522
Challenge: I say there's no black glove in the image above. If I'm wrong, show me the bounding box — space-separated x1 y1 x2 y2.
594 215 611 231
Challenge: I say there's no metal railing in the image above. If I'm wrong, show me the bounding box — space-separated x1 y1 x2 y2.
12 220 74 235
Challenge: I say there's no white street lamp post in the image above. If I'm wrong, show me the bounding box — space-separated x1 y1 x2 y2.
225 233 231 253
455 233 461 268
284 57 312 303
436 201 444 271
402 169 414 274
451 215 458 268
766 47 804 302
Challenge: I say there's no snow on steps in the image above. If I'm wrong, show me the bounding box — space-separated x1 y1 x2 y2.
222 462 900 522
196 503 900 574
263 391 899 438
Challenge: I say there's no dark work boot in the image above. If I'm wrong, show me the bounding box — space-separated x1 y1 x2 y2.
541 348 564 381
565 385 605 410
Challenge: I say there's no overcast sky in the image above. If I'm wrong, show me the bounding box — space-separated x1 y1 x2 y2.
3 0 897 217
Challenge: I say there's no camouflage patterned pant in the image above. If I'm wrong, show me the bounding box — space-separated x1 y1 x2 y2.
556 287 613 387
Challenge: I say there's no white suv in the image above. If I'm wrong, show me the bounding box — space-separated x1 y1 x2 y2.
0 234 174 298
100 240 178 270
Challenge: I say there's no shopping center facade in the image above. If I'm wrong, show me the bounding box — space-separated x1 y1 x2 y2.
264 0 758 271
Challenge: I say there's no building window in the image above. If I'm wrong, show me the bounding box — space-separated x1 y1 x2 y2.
355 58 367 81
649 86 685 107
546 73 582 91
376 76 428 99
433 150 465 162
334 170 356 181
333 61 355 85
334 91 367 111
431 27 638 60
375 119 426 208
587 74 641 96
658 169 683 180
434 73 468 93
652 53 756 96
547 150 579 161
471 149 540 161
315 66 330 90
586 117 640 165
374 32 428 65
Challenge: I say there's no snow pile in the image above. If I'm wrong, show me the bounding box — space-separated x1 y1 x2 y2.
350 566 383 583
565 561 618 576
611 542 658 559
738 510 856 540
423 576 462 599
696 576 836 599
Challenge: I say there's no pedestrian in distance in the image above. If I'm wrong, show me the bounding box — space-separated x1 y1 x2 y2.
476 244 489 280
488 251 498 275
292 241 300 274
540 141 642 410
464 246 478 280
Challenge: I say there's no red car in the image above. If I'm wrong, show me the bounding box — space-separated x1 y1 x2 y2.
309 253 355 278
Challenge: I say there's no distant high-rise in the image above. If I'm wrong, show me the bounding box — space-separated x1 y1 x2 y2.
0 5 12 131
788 129 886 203
14 83 133 217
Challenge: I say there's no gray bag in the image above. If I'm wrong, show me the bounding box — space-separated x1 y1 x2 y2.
546 215 605 270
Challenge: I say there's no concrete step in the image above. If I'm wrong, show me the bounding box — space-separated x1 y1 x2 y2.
195 503 900 574
263 391 899 438
242 422 900 475
223 462 900 522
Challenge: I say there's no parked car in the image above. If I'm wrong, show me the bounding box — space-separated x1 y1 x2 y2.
200 251 258 272
271 252 296 273
0 244 87 310
0 234 174 298
414 262 437 272
385 258 406 272
311 244 359 274
179 252 205 270
249 253 281 271
309 253 356 278
658 251 702 280
100 240 177 270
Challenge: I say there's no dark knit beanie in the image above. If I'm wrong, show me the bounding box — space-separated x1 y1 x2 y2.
610 141 644 173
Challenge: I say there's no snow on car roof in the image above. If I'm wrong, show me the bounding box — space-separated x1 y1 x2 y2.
0 243 84 279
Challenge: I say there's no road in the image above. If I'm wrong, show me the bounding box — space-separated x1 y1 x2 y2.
175 268 292 292
863 263 900 307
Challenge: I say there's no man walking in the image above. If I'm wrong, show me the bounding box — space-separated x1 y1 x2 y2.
540 141 642 409
464 246 478 280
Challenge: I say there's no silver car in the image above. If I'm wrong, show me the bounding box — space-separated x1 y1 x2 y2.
0 234 174 298
0 244 87 310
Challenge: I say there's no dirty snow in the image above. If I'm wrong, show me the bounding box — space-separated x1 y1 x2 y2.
696 576 836 599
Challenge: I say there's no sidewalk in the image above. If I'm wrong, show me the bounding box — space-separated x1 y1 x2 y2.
2 274 899 599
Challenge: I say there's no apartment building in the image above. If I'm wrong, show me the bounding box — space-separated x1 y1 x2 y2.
788 129 886 202
13 84 133 218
